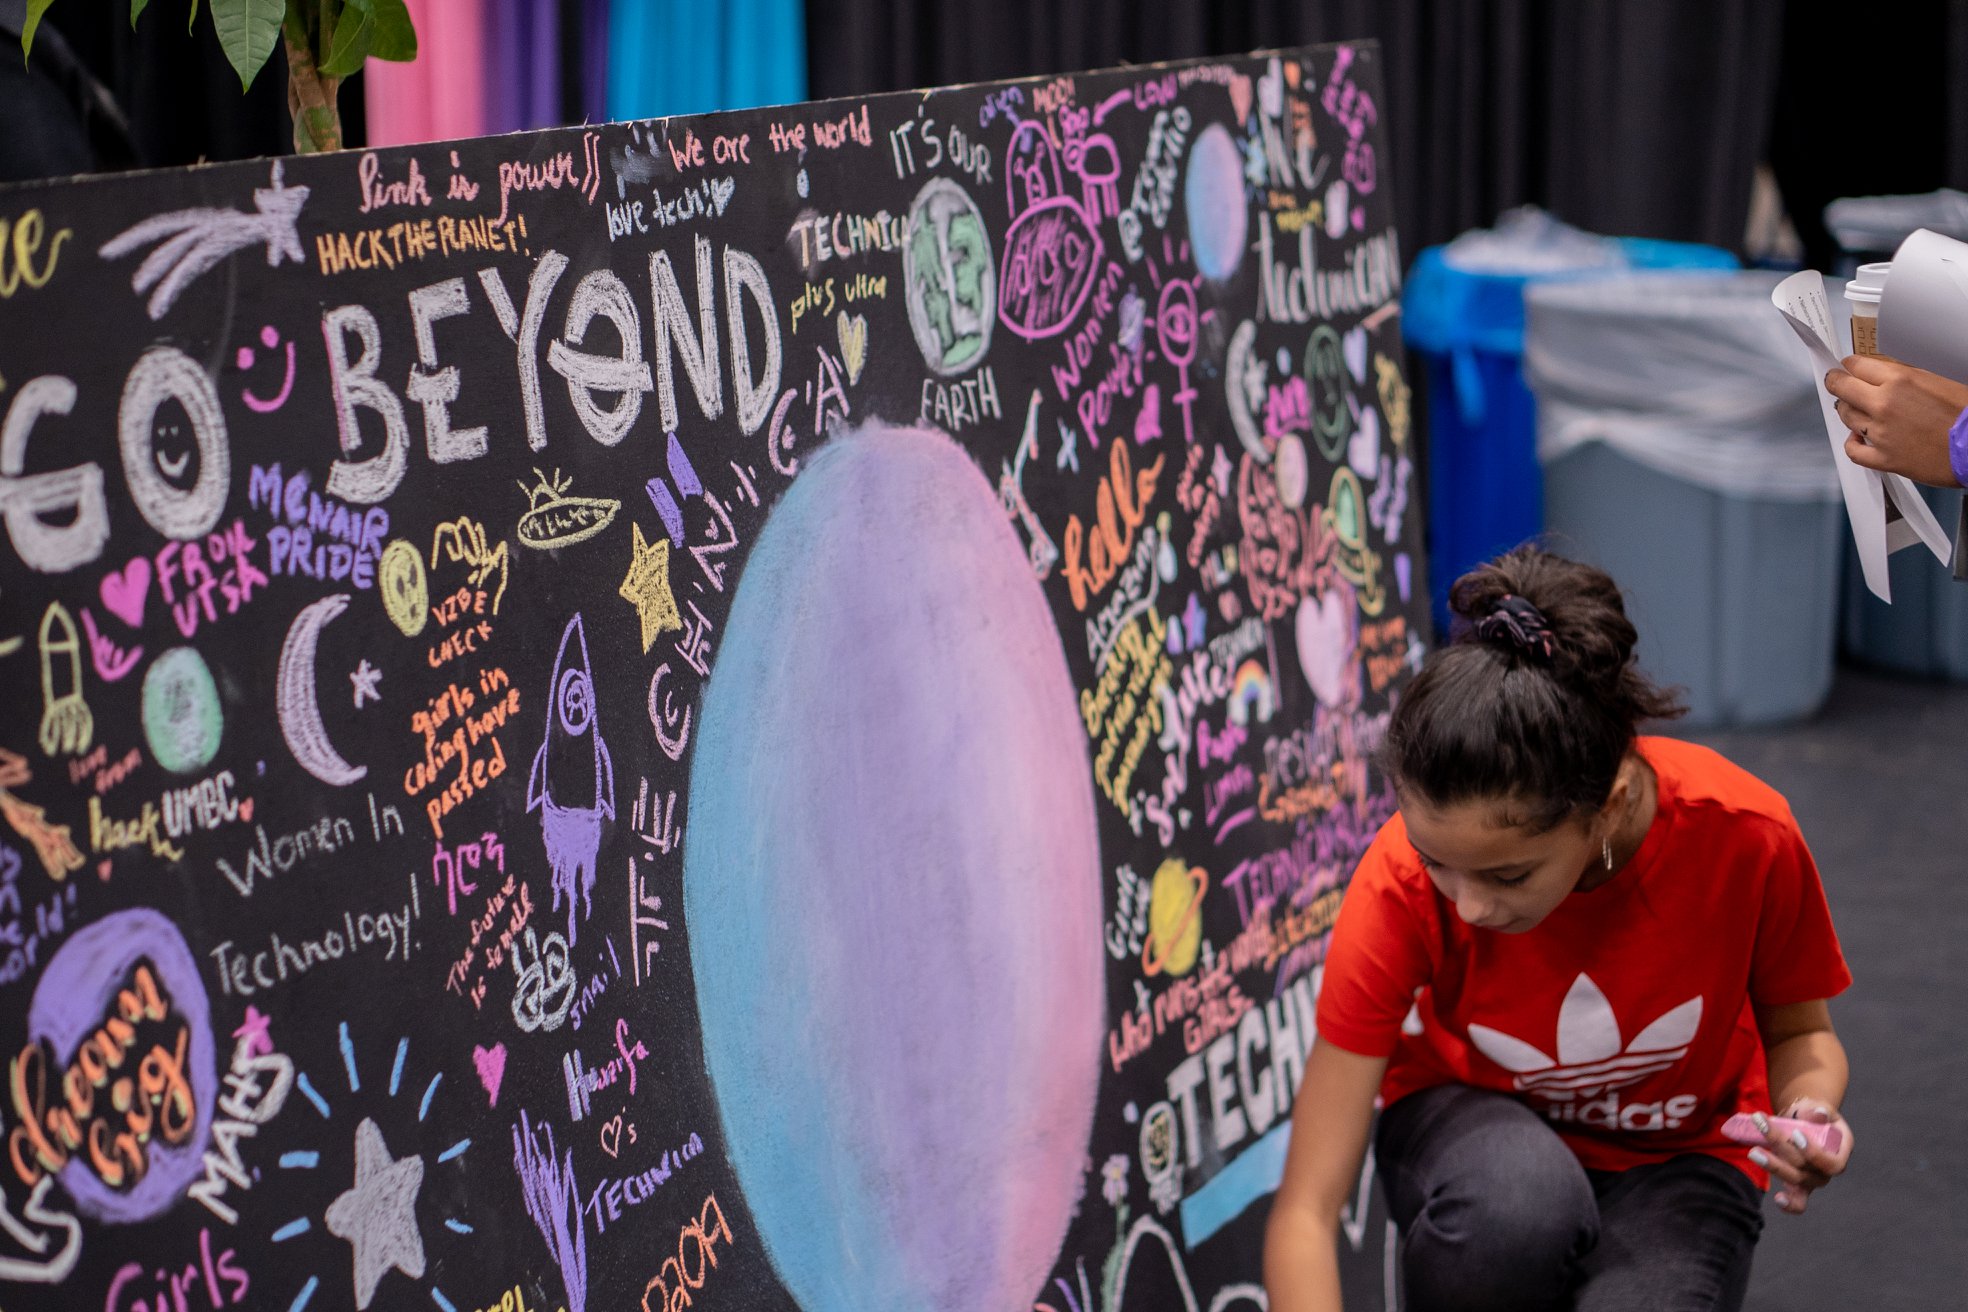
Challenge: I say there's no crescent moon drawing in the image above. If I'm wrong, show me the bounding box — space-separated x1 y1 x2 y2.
1224 318 1270 464
277 593 368 786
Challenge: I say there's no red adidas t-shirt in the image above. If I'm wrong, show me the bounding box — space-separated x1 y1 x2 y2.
1315 737 1851 1184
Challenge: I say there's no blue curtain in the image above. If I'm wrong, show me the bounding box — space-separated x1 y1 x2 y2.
608 0 805 121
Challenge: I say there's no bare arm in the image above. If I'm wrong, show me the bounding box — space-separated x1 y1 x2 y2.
1759 998 1847 1114
1263 1041 1388 1312
1752 998 1852 1215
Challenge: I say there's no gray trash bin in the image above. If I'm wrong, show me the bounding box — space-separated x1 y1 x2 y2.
1526 271 1845 727
1841 482 1968 679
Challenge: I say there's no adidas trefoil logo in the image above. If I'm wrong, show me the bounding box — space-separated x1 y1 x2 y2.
1468 973 1702 1101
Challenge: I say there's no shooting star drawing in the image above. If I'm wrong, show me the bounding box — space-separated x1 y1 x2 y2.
99 161 309 319
528 614 615 947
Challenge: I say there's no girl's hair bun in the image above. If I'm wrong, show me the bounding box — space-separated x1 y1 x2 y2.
1449 547 1675 719
1389 546 1685 828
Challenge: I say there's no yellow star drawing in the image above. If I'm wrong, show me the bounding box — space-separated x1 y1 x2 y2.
619 523 682 653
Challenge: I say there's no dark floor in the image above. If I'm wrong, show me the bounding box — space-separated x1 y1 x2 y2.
1673 667 1968 1311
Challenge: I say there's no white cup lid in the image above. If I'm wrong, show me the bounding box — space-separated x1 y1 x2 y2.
1845 260 1891 302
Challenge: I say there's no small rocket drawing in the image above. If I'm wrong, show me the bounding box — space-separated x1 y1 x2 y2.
529 614 615 946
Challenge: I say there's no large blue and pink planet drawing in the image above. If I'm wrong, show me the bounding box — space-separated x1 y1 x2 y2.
684 423 1106 1312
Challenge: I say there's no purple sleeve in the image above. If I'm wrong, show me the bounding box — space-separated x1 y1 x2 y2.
1950 404 1968 488
1953 406 1968 581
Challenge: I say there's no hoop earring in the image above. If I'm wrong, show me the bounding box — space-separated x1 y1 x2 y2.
1602 836 1614 870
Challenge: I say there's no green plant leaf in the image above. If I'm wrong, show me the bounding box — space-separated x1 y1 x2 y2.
130 0 151 30
365 0 415 60
186 0 197 34
211 0 283 90
21 0 56 62
317 0 373 77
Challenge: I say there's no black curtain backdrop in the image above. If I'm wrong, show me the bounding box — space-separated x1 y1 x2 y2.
46 3 285 167
40 0 368 169
806 0 1787 256
11 3 1968 260
1769 0 1967 269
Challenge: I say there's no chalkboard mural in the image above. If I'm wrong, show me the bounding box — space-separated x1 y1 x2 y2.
0 41 1418 1312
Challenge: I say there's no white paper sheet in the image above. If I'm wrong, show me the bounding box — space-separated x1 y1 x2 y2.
1874 229 1968 573
1879 228 1968 381
1771 270 1953 602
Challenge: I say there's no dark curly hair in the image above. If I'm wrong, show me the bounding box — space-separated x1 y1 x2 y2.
1382 547 1686 831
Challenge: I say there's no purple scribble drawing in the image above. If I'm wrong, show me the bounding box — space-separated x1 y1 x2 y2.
528 614 614 947
512 1111 586 1312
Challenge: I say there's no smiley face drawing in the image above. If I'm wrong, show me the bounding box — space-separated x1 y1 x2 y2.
237 323 295 413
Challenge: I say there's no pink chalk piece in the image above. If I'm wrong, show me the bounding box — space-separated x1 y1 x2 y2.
1721 1113 1844 1156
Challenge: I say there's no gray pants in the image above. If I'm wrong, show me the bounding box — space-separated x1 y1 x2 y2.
1375 1084 1765 1312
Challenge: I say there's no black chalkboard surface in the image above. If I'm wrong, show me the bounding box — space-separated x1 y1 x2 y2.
0 42 1418 1312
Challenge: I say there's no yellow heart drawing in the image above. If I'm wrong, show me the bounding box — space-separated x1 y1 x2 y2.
838 311 868 386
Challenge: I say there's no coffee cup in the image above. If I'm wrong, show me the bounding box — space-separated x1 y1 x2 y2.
1841 261 1905 525
1844 261 1890 356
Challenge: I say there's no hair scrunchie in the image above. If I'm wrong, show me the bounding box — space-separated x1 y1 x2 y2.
1474 594 1556 663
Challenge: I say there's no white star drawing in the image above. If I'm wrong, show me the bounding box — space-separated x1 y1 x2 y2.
1211 443 1234 498
350 659 382 708
325 1117 426 1310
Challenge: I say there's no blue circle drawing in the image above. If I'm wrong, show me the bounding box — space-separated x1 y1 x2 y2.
685 422 1104 1312
1186 123 1250 281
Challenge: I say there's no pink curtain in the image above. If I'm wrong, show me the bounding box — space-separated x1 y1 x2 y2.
363 0 490 147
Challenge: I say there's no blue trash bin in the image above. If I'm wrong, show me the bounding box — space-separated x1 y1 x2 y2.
1404 218 1737 636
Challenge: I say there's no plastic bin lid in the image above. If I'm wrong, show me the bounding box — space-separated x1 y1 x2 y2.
1404 210 1737 356
1825 188 1968 254
1524 269 1838 502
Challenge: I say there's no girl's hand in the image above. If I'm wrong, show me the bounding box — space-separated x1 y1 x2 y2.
1747 1099 1853 1215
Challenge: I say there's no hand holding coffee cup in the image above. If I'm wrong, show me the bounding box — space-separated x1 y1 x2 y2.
1822 258 1968 488
1826 353 1968 489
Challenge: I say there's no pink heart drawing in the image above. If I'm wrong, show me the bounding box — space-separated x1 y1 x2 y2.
473 1043 507 1106
237 797 254 823
99 559 151 629
1296 588 1357 710
1228 74 1253 126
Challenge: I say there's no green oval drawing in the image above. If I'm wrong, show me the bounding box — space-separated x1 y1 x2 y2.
142 646 223 774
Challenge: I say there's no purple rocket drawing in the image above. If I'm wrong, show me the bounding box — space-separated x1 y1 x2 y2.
528 613 614 946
